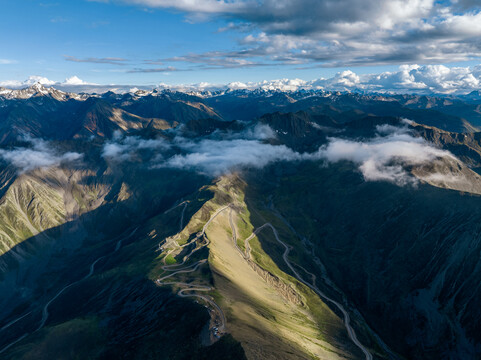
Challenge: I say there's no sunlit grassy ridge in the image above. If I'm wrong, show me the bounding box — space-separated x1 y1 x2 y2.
152 174 365 359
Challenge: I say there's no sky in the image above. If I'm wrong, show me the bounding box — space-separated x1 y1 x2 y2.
1 0 481 92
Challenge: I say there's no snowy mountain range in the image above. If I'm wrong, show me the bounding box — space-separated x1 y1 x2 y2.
3 64 481 96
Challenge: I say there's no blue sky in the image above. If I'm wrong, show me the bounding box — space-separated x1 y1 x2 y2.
1 0 481 89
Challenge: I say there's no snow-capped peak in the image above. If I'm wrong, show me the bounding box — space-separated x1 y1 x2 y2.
30 82 49 94
24 76 56 87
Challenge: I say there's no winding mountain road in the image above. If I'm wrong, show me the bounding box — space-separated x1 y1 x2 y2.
156 204 230 336
179 201 188 232
159 201 374 359
271 208 396 359
0 227 138 355
38 227 138 331
228 208 244 256
0 312 32 332
267 223 373 360
232 214 373 360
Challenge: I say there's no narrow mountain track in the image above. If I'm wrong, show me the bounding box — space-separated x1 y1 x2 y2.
0 227 138 355
233 215 373 360
156 204 230 336
157 201 190 252
270 207 396 359
291 262 317 286
179 201 188 232
228 208 243 256
38 226 138 331
0 312 32 332
163 200 189 216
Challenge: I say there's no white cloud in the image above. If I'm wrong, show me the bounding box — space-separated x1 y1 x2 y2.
317 124 456 185
159 123 458 184
23 76 57 86
109 0 481 67
63 76 88 85
2 65 481 96
2 62 481 95
157 81 223 92
0 76 57 88
242 123 276 140
151 64 481 94
366 64 481 93
102 132 170 161
223 78 309 92
0 59 16 65
0 75 98 91
0 137 83 173
99 120 464 188
312 70 361 89
160 138 306 176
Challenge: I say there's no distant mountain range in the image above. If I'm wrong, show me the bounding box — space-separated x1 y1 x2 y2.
1 83 481 359
1 83 481 141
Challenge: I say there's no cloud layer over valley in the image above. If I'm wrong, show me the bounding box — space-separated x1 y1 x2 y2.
0 138 83 173
0 122 465 189
98 122 461 187
102 133 170 162
318 124 457 185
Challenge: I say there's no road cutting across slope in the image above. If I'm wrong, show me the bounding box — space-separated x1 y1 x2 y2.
0 227 138 355
156 204 230 337
231 213 373 360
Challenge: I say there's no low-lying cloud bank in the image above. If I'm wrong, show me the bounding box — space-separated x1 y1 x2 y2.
101 122 458 186
0 122 455 186
318 125 456 185
0 124 461 186
102 132 170 162
160 138 306 175
0 138 82 173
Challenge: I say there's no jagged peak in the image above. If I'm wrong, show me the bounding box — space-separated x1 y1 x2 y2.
29 82 50 94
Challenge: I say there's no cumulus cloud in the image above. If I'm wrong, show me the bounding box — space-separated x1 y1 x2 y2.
0 76 56 88
151 64 481 94
0 75 96 90
364 64 481 93
156 82 225 93
0 137 83 173
63 76 89 85
2 63 481 94
155 78 316 92
107 0 481 67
